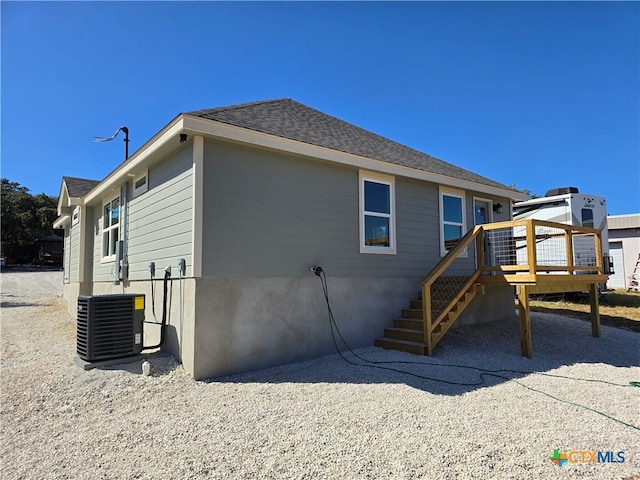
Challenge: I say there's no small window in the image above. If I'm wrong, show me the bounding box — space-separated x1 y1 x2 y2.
440 188 466 256
581 208 594 228
132 169 148 197
72 206 80 226
102 195 120 259
359 171 396 254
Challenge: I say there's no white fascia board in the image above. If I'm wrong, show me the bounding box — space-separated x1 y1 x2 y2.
54 215 71 229
83 112 526 205
182 115 527 201
84 116 185 204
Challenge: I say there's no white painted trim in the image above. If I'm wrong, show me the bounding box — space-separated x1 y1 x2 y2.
182 115 528 201
101 192 121 261
472 196 493 225
72 206 80 226
82 113 526 211
54 215 71 229
439 186 467 257
131 169 149 198
84 116 185 204
191 135 204 278
359 170 396 255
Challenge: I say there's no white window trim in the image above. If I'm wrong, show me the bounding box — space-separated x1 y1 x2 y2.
72 206 80 226
101 192 121 263
359 170 396 255
132 169 149 198
439 187 467 257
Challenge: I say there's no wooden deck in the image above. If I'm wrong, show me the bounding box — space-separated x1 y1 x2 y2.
376 219 609 358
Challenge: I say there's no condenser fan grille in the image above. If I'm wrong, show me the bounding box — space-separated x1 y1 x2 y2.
76 294 144 362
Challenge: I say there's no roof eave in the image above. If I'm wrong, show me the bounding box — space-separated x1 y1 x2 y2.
182 115 527 201
53 214 71 229
82 111 526 205
84 115 186 204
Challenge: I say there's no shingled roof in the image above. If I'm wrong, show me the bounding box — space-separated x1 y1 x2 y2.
187 98 513 191
63 176 100 198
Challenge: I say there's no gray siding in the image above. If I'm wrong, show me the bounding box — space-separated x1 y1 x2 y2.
63 226 71 284
126 146 194 280
92 145 194 282
68 221 80 282
201 140 481 278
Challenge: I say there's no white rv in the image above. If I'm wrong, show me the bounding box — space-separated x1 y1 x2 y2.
512 187 611 276
513 187 609 250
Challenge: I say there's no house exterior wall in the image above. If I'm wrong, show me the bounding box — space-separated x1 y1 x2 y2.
91 145 194 283
58 135 516 380
91 277 197 375
126 145 194 281
200 139 485 277
190 139 515 379
192 275 418 379
63 225 72 284
68 218 81 282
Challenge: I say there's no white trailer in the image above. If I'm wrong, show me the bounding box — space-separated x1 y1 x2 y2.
512 187 611 275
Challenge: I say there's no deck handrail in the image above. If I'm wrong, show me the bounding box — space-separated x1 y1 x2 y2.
420 225 484 354
420 225 483 287
480 219 605 276
418 219 605 356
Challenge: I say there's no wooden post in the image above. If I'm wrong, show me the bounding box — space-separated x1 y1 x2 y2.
565 228 574 275
423 283 433 356
589 283 601 337
475 226 485 272
595 231 604 275
517 285 532 358
526 220 537 276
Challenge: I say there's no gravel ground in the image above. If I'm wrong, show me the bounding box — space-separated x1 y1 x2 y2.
1 270 639 479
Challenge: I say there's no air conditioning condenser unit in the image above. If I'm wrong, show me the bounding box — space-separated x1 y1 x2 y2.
76 294 144 362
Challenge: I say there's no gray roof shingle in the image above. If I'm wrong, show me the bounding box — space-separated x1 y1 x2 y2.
186 98 513 191
63 176 100 198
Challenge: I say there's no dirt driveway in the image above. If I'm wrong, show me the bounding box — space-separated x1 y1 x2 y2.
1 270 639 479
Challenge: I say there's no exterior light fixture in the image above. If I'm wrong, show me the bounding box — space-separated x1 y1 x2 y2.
94 126 130 160
493 203 504 214
180 133 188 143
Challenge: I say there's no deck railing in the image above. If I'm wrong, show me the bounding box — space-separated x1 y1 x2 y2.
480 219 605 280
419 219 605 355
420 226 484 354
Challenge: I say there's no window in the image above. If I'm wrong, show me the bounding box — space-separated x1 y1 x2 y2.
581 208 594 228
359 171 396 254
132 169 148 197
440 188 466 256
72 206 80 226
102 195 120 259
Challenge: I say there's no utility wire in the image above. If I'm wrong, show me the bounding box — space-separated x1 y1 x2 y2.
315 269 640 431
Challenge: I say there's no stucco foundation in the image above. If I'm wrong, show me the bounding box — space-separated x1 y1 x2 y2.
192 276 420 379
62 276 515 380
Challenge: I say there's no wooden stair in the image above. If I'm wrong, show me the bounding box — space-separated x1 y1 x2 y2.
374 277 484 355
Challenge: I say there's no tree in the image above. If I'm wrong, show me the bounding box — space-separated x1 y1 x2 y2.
1 178 58 263
510 184 539 200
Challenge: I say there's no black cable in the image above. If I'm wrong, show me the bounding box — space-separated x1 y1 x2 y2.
142 268 171 350
315 269 640 431
150 271 157 322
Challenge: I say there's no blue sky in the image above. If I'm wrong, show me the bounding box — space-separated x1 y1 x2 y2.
2 1 638 215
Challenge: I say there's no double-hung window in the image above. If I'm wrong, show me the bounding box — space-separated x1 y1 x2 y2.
440 187 466 256
102 195 120 259
359 171 396 254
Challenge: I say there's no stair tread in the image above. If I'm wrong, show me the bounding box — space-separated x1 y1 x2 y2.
375 337 425 347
